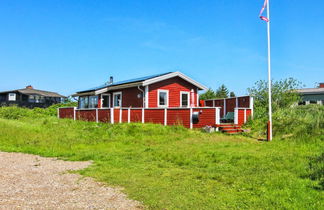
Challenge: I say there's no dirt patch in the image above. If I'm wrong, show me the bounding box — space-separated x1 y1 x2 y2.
0 152 142 209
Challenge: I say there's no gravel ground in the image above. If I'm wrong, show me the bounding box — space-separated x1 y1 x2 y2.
0 152 142 209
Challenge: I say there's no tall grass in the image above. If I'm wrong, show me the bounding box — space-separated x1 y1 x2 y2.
245 105 324 141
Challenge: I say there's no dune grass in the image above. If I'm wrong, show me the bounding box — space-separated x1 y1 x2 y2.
0 106 323 209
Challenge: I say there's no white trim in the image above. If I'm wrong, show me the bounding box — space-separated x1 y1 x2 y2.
96 108 98 123
164 108 167 126
128 108 131 123
234 108 238 125
94 82 142 95
101 94 111 108
215 107 220 131
250 96 254 118
142 108 145 123
112 91 122 107
57 108 60 119
196 88 199 107
180 91 190 108
213 100 215 107
157 89 169 108
143 72 207 90
215 107 220 125
73 107 76 121
119 108 122 123
235 97 238 108
145 85 149 108
244 109 247 123
189 108 193 129
110 108 114 124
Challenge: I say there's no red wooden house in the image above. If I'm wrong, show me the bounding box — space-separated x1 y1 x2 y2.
73 72 207 109
59 72 253 132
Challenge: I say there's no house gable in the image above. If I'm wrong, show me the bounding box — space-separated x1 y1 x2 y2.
148 76 199 108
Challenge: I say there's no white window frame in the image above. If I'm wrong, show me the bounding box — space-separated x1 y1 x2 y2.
180 91 190 107
101 94 111 108
157 89 169 108
8 93 16 101
113 92 122 107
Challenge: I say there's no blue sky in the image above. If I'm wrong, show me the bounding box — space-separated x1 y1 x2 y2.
0 0 323 96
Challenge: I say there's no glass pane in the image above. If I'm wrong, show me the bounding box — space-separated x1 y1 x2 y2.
182 93 188 106
102 95 110 107
89 96 98 108
79 96 89 108
114 94 121 107
159 92 167 106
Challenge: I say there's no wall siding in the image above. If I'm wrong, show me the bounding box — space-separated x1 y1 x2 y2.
192 108 216 128
167 109 190 128
98 109 110 122
144 109 165 124
148 77 198 108
59 108 74 119
76 110 96 121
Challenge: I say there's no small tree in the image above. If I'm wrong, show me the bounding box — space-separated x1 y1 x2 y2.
215 84 229 98
199 88 216 100
230 91 236 97
247 78 302 119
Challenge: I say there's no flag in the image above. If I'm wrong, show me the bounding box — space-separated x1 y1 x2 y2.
259 0 269 22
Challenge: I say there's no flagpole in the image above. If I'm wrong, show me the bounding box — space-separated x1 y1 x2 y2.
266 0 272 141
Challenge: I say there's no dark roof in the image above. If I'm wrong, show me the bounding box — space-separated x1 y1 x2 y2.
296 88 324 95
77 72 172 93
0 88 66 98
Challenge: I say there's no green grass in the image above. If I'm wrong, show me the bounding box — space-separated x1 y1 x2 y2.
0 107 323 209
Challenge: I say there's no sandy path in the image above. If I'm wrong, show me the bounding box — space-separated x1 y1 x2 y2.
0 152 142 209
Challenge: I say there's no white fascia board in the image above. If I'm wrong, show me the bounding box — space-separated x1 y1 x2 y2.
94 82 143 95
142 72 207 90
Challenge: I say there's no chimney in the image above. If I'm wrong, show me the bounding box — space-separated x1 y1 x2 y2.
26 85 33 89
109 76 113 84
319 83 324 88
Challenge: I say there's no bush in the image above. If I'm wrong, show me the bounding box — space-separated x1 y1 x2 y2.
246 105 324 140
0 102 77 119
0 106 34 119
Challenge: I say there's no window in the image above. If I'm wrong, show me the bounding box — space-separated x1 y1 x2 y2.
8 93 16 101
89 96 98 108
28 95 36 103
113 92 122 107
79 96 89 109
158 90 168 107
102 94 110 108
180 91 190 107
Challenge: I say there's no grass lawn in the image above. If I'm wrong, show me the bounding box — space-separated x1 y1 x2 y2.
0 116 323 209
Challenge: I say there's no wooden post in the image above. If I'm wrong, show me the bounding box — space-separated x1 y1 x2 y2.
119 108 122 123
164 108 167 126
244 109 247 123
128 108 130 123
142 108 145 123
110 108 114 124
189 108 193 129
73 107 76 121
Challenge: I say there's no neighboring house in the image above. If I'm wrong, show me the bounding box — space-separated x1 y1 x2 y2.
0 85 66 108
296 83 324 105
73 72 207 109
